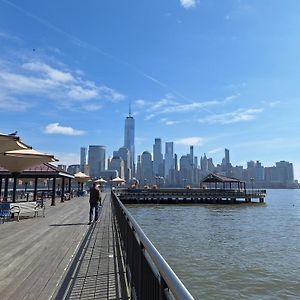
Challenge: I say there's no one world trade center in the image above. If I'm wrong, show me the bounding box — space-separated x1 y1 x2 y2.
124 106 135 177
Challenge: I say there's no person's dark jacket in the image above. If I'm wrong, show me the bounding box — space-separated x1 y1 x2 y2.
89 186 101 205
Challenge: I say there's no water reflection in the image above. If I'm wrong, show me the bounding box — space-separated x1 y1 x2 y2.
127 190 300 299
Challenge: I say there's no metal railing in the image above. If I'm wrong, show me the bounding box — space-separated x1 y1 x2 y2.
111 192 195 300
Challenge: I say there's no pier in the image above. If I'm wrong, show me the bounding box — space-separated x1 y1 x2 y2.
0 192 195 300
118 188 266 204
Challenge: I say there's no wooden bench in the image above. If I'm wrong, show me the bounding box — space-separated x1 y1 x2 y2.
10 201 45 221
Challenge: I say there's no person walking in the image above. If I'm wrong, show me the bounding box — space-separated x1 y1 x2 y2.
89 182 101 224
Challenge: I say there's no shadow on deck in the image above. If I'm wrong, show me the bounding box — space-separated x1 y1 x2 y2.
54 194 129 300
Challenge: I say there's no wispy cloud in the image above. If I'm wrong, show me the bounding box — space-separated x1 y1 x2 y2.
0 58 125 111
44 123 85 136
208 147 223 154
199 108 263 124
175 137 204 146
144 94 238 120
0 90 31 111
179 0 199 9
0 30 22 43
135 99 147 107
268 100 280 107
160 118 180 126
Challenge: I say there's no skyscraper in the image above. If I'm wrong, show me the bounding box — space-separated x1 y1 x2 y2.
80 147 87 172
124 105 135 176
141 151 153 185
88 145 106 178
164 142 174 183
153 138 163 176
225 148 230 165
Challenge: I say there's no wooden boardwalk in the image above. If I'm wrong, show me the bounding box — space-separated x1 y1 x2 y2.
0 193 128 300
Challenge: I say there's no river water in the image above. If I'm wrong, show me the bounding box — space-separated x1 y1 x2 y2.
127 189 300 299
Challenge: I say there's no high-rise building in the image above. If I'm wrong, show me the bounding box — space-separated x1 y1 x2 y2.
140 151 153 185
80 147 87 172
165 142 174 183
190 145 194 165
109 156 125 179
153 138 163 176
113 147 131 181
88 145 106 178
275 161 294 183
225 148 230 165
124 106 135 176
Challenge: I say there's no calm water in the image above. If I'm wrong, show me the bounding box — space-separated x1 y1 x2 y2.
127 189 300 299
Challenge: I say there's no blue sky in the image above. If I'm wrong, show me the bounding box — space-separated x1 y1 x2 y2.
0 0 300 180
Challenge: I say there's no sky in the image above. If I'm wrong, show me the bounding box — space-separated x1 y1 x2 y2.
0 0 300 180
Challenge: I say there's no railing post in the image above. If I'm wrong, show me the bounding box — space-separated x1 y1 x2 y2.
159 277 168 300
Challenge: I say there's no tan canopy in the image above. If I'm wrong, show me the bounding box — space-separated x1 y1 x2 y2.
74 172 90 183
0 149 56 173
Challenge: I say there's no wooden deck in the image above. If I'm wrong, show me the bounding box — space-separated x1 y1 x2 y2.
0 193 128 300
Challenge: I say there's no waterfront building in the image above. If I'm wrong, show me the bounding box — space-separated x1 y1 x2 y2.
136 155 142 183
275 160 294 184
67 164 80 175
200 154 208 172
140 151 153 186
164 142 174 184
99 170 118 181
80 147 87 172
88 145 106 178
124 106 135 176
109 156 125 179
153 138 163 177
179 154 192 186
114 147 131 182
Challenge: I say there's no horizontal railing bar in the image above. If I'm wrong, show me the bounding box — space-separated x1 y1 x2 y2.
113 192 195 300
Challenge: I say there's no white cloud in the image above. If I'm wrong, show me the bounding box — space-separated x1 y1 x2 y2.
208 147 223 154
268 101 280 107
180 0 198 9
23 62 74 82
44 123 85 136
175 137 204 146
160 118 179 126
68 85 98 100
0 57 125 111
135 99 147 107
199 108 263 124
145 94 236 120
0 91 30 111
0 31 21 43
83 104 102 111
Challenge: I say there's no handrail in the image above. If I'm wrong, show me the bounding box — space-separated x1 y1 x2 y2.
112 192 195 300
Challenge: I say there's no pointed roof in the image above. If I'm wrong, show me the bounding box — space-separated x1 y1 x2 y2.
0 163 74 178
201 173 242 183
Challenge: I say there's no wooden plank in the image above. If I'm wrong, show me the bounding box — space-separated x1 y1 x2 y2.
0 196 91 300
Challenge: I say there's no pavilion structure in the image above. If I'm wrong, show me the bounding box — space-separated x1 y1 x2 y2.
200 173 246 191
0 163 74 206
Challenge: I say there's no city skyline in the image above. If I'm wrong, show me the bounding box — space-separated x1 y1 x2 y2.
1 1 300 180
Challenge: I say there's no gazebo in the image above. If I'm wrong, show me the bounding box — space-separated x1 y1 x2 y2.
201 173 246 191
0 163 74 206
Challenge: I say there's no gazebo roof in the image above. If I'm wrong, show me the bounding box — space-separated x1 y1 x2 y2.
0 163 74 179
201 173 243 183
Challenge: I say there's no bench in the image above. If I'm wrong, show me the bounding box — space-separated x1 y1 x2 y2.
10 201 45 221
0 203 21 223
